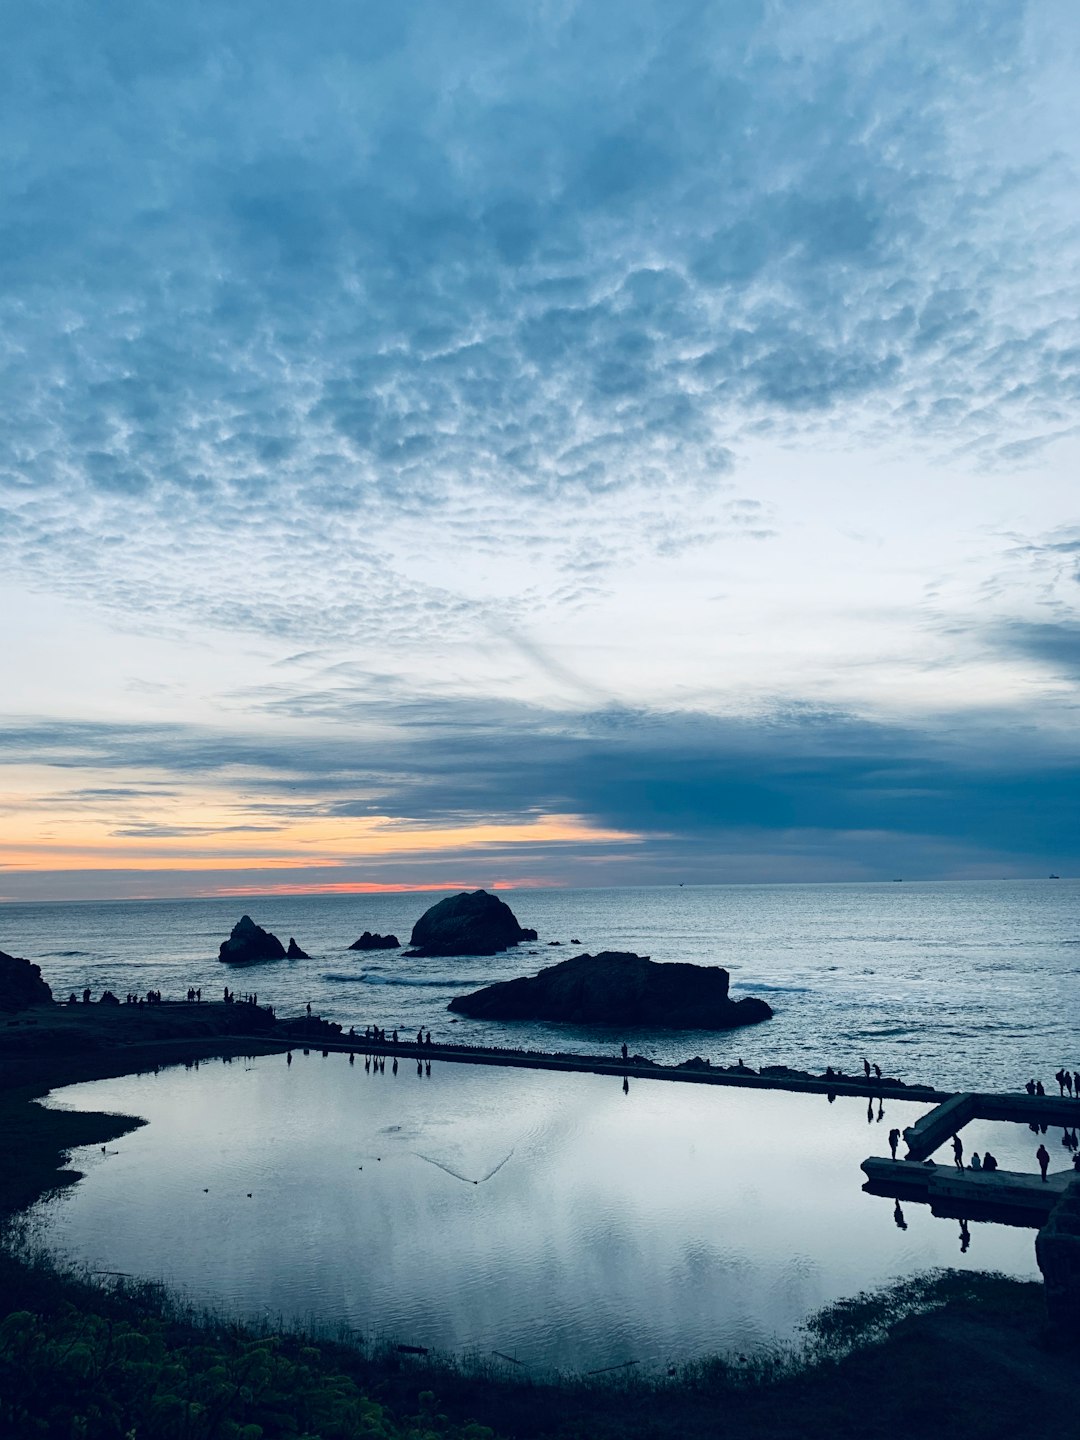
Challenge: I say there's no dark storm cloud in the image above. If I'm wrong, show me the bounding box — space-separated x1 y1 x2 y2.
1 1 1078 640
3 694 1078 872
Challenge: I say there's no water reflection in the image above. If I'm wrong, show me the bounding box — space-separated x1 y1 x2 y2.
31 1056 1039 1372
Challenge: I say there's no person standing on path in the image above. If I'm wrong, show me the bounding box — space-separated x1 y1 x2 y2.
888 1127 901 1160
1037 1143 1050 1181
952 1134 964 1169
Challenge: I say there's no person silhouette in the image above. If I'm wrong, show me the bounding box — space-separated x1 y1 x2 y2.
392 1057 398 1074
959 1219 970 1254
622 1075 629 1095
349 1052 355 1065
621 1042 628 1061
893 1200 907 1231
1036 1143 1050 1181
286 1051 292 1065
983 1151 998 1172
863 1057 871 1079
970 1152 982 1171
952 1134 964 1169
888 1127 901 1160
873 1063 882 1080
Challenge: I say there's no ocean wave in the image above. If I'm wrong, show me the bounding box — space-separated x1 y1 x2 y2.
736 983 811 994
322 972 468 988
41 950 94 957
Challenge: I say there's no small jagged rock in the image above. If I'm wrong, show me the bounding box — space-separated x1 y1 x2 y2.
218 915 286 965
286 938 310 959
407 890 537 958
348 932 400 951
0 950 53 1012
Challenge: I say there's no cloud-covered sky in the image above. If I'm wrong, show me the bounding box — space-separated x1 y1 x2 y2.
2 0 1079 898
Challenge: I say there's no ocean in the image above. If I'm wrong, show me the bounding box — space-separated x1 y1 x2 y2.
3 880 1077 1092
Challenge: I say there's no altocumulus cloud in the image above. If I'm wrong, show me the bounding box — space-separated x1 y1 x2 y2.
2 0 1080 646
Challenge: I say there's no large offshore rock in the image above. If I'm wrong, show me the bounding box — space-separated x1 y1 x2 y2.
218 915 286 965
348 931 400 951
0 950 54 1011
408 890 537 957
448 950 773 1029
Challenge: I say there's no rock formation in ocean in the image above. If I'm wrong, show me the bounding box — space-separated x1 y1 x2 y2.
286 938 310 959
348 931 400 951
447 951 773 1029
408 890 538 957
218 916 287 965
0 949 54 1011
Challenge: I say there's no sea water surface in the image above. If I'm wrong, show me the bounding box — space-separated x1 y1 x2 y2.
29 1055 1045 1372
3 881 1078 1091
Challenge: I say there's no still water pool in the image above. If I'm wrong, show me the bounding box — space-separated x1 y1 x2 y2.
29 1052 1040 1372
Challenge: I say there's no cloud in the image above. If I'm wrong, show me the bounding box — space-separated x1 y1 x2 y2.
1 0 1079 648
2 688 1078 898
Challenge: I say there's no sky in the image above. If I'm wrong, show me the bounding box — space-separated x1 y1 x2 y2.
2 0 1080 900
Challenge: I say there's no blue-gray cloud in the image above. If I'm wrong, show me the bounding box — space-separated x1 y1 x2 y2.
3 691 1077 884
2 0 1079 642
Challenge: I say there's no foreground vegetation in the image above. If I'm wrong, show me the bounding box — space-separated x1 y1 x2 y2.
0 1233 1072 1440
1 1049 1072 1437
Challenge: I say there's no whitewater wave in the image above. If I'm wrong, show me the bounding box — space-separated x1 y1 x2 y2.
737 982 811 994
322 972 471 988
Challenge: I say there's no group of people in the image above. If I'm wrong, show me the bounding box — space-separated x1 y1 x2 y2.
222 987 262 1006
345 1025 435 1047
1025 1070 1080 1096
951 1136 1000 1173
66 987 163 1005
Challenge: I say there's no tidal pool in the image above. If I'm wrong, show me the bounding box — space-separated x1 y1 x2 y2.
29 1052 1039 1372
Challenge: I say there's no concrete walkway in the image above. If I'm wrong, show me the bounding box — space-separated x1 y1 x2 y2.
903 1090 1080 1161
861 1155 1075 1224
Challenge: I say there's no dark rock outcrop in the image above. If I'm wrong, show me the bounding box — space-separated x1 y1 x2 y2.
348 932 400 951
448 951 773 1030
286 938 310 960
408 890 537 957
218 916 286 965
0 950 53 1012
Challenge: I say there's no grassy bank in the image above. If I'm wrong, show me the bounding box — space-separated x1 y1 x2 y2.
0 1238 1070 1440
2 1013 1073 1438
